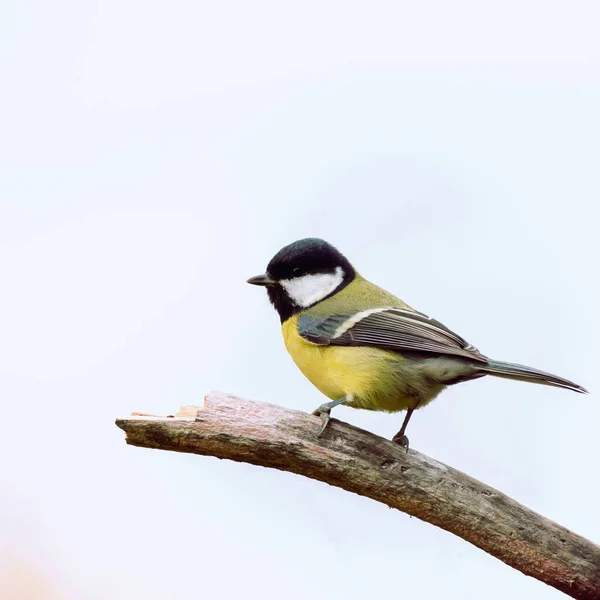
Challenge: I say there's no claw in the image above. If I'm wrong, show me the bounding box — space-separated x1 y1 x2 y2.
392 407 414 454
392 433 410 454
312 406 331 437
312 397 347 438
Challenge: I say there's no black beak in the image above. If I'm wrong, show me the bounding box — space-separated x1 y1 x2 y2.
247 273 276 287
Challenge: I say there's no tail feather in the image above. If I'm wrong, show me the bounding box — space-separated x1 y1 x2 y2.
482 359 588 394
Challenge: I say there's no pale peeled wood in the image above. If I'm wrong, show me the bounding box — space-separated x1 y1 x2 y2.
116 391 600 599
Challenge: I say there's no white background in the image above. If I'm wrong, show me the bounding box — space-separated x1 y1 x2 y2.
1 1 598 598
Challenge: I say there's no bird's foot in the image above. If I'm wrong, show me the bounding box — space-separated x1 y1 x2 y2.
312 405 331 437
392 433 410 454
312 397 348 437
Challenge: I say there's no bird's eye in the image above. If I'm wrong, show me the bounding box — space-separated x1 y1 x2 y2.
292 267 301 276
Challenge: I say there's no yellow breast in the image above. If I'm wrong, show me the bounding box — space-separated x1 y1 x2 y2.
281 314 421 412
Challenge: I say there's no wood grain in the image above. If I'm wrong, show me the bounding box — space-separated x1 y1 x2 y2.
116 391 600 599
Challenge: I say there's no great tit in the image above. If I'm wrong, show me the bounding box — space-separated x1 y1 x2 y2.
247 238 587 447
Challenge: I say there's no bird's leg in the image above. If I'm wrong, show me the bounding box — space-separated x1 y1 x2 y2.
312 397 348 437
392 407 415 452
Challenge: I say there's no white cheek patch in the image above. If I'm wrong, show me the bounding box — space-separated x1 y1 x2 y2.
280 266 345 308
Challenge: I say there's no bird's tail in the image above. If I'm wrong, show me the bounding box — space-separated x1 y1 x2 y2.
481 359 587 394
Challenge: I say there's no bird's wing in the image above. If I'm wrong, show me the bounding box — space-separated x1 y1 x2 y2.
297 307 487 363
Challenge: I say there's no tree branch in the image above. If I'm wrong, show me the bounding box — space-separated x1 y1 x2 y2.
115 391 600 599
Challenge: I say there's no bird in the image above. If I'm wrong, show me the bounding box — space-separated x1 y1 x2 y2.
247 238 587 448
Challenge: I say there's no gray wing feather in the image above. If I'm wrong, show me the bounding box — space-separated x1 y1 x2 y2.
298 309 487 363
297 313 355 344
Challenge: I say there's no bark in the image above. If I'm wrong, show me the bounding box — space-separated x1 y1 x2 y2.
116 391 600 599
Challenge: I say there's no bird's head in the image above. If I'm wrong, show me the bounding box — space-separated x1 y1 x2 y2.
247 238 355 321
